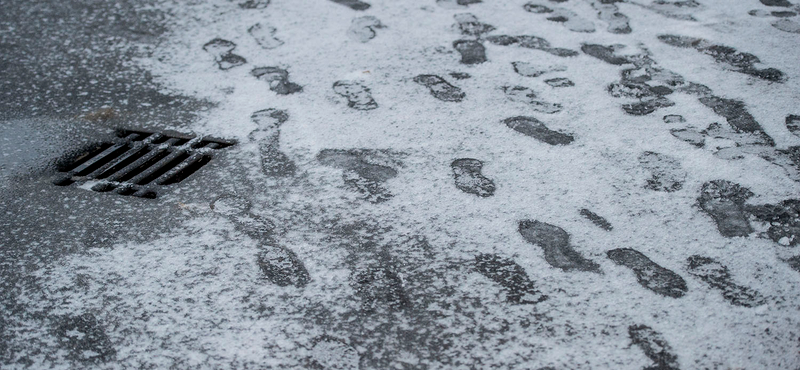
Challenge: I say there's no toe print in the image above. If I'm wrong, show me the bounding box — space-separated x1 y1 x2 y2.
251 67 303 95
413 75 465 102
607 248 687 298
451 158 495 197
333 81 378 110
518 220 601 273
502 116 573 145
474 253 548 304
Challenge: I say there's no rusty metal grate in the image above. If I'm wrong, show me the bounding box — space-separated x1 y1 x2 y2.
53 129 235 198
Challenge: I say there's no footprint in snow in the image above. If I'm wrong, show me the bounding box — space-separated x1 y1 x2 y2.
787 255 800 273
437 0 482 9
502 86 562 114
203 38 247 70
251 67 303 95
518 220 602 273
486 35 579 57
453 13 495 37
333 80 378 110
474 253 548 304
746 199 800 246
317 149 401 203
697 180 754 238
750 2 800 33
628 324 681 370
236 0 270 9
522 2 596 33
512 62 567 78
587 0 631 34
544 77 574 87
453 39 487 64
607 248 687 298
502 116 573 145
760 0 793 7
310 336 361 370
638 151 686 192
249 108 296 177
786 114 800 137
248 23 283 49
348 16 385 43
210 194 275 239
329 0 370 11
686 255 765 307
55 313 116 364
658 34 786 82
580 208 613 231
663 114 685 124
451 158 495 197
413 75 465 102
257 245 310 288
351 262 410 312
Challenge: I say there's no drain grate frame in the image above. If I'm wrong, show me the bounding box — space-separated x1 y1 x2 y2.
53 129 235 199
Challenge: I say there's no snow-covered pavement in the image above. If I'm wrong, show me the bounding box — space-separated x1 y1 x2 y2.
1 0 799 368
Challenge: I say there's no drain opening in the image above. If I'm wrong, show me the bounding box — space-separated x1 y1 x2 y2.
160 154 212 185
57 142 114 172
53 129 235 198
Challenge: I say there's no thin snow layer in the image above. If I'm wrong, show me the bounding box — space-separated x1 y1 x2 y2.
9 0 800 369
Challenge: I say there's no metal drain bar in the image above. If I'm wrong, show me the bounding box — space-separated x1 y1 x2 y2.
53 129 235 198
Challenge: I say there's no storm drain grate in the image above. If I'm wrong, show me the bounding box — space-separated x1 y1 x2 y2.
53 129 235 198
